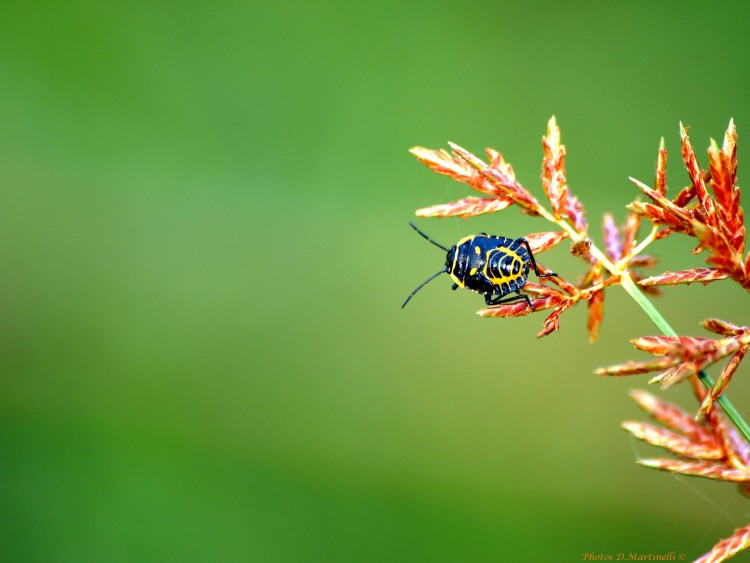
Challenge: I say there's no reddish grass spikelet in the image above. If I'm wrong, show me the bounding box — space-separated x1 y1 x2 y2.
655 137 668 196
623 392 728 461
587 265 604 342
632 335 718 357
416 196 513 219
703 319 747 337
681 122 718 228
602 213 623 261
547 269 579 295
464 160 543 213
628 119 750 292
477 284 567 319
595 357 678 377
629 178 697 233
700 347 748 416
637 458 750 482
602 327 750 396
541 116 569 219
408 146 515 201
707 121 744 253
524 231 569 253
627 200 693 236
409 146 476 183
673 182 698 207
639 267 728 287
623 208 642 258
629 389 716 444
565 193 588 234
481 148 542 210
537 299 575 338
696 525 750 563
622 421 723 460
650 363 700 388
728 427 750 469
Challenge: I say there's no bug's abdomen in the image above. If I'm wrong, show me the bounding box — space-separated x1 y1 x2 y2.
449 235 523 295
486 244 529 296
487 249 520 279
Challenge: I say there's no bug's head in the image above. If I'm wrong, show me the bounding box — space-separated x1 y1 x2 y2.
444 245 457 269
401 222 452 309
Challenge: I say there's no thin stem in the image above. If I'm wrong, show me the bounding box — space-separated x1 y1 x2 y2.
618 272 675 336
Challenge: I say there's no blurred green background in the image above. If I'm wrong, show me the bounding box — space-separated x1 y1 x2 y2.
2 1 750 561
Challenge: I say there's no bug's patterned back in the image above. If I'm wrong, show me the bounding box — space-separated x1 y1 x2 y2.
448 235 530 298
403 222 553 311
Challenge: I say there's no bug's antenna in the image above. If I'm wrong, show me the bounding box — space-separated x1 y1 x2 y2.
401 268 447 309
409 222 451 252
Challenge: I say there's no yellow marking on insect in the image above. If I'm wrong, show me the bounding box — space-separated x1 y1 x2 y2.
474 246 481 254
469 267 477 276
449 257 463 287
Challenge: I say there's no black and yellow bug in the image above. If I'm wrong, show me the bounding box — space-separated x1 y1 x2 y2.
402 222 555 310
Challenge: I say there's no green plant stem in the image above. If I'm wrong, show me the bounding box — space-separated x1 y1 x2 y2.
619 273 750 444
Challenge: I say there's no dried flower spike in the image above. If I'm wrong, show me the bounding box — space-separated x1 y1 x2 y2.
623 390 750 562
696 525 750 563
629 119 750 292
409 117 750 561
600 323 750 410
541 116 569 219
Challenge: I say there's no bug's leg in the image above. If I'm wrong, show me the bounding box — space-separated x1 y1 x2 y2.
518 238 556 278
486 291 535 311
484 285 504 305
452 283 459 290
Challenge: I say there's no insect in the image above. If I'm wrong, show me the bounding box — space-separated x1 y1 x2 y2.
401 222 555 310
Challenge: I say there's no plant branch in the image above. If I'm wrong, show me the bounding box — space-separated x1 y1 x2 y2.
619 272 750 444
462 150 750 444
